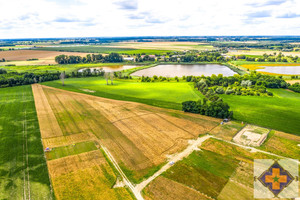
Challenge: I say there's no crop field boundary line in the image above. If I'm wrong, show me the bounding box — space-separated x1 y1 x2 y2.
135 135 212 193
101 146 144 200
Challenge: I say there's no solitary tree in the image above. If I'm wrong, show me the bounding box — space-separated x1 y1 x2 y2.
60 71 66 86
110 72 114 85
104 72 109 85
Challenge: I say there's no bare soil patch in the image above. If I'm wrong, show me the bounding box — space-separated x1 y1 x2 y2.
233 125 269 146
0 50 87 62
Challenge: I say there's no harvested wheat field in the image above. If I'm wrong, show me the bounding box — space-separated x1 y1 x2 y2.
0 50 88 64
48 150 134 200
32 84 220 182
143 176 209 200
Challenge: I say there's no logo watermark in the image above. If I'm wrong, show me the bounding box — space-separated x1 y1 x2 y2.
254 159 299 198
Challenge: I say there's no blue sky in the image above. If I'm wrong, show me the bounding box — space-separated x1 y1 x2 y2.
0 0 299 39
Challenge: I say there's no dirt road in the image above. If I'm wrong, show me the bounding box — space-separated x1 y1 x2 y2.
135 135 212 192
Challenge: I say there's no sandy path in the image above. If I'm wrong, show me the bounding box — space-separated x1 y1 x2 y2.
135 135 212 193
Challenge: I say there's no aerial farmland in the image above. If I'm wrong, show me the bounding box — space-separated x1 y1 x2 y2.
1 0 300 200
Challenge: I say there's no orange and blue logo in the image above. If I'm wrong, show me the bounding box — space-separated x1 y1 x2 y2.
258 161 295 197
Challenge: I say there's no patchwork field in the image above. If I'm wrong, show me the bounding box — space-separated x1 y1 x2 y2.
32 84 220 189
0 86 52 199
143 137 285 200
0 50 88 65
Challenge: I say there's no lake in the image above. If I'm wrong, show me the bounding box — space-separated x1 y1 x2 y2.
78 65 139 72
256 66 300 75
131 64 236 77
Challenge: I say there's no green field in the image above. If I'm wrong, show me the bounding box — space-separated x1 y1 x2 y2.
35 46 172 54
221 89 300 135
161 150 239 198
42 77 203 110
0 86 52 199
45 141 98 160
0 63 140 73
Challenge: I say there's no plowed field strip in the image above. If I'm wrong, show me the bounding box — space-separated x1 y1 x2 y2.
32 84 63 138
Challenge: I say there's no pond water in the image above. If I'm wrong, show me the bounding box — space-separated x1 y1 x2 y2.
256 66 300 75
131 64 236 77
78 65 139 72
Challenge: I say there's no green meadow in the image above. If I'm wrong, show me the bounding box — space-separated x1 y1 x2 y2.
221 89 300 135
0 85 52 199
43 77 203 110
161 150 239 198
1 63 140 73
43 77 300 135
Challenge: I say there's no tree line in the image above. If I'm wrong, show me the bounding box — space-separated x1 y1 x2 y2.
232 52 300 63
55 53 123 64
0 70 61 87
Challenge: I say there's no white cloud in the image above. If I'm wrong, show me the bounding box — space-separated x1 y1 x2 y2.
0 0 299 38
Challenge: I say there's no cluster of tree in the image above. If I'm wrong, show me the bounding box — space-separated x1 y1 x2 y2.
187 72 288 89
140 75 179 82
232 53 300 63
197 79 273 96
288 83 300 93
55 53 123 64
0 71 61 88
135 55 155 62
113 71 132 79
0 58 5 62
182 98 231 119
164 51 226 63
70 68 105 78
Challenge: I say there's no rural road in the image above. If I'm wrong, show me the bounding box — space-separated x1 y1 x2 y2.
101 146 144 200
135 135 212 192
